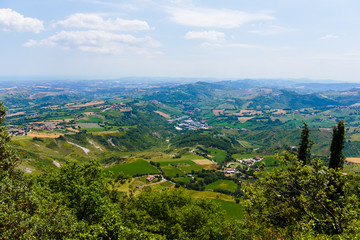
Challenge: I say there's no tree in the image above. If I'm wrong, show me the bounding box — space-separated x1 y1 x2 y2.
297 121 313 165
244 121 357 238
122 190 242 239
329 120 346 169
0 103 20 177
244 153 357 237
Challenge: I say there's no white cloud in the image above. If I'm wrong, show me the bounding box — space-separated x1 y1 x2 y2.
56 13 149 31
185 30 225 42
320 34 339 40
25 30 161 54
167 7 274 28
0 8 44 33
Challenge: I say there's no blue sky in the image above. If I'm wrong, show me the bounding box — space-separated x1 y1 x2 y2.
1 0 360 81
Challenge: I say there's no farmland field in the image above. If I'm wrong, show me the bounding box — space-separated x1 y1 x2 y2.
27 132 63 138
161 166 184 177
173 176 192 184
105 159 159 176
157 160 199 167
209 148 227 163
205 179 238 192
346 157 360 163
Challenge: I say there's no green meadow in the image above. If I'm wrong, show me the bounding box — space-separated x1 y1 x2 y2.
205 179 238 192
105 159 160 176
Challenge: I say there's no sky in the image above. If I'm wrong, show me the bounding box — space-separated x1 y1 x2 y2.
1 0 360 82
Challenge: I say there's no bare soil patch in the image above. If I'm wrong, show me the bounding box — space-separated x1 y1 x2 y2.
199 164 218 170
67 128 80 133
346 158 360 164
272 109 286 115
193 159 215 165
213 109 224 116
193 159 217 170
154 111 171 119
78 101 105 107
7 112 26 117
28 132 63 138
233 110 262 116
238 117 254 123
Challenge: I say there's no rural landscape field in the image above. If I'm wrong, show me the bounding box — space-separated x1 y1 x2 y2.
2 0 360 239
2 78 360 238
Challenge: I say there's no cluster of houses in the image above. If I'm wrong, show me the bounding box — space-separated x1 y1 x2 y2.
101 103 132 113
8 128 26 136
237 156 264 166
111 103 132 112
8 124 58 136
176 119 210 131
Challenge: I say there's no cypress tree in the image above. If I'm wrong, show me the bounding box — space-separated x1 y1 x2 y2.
297 121 313 165
329 120 345 169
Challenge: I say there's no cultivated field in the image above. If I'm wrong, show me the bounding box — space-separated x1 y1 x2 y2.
213 109 224 116
238 117 254 123
27 132 63 138
105 159 160 176
77 101 105 107
346 158 360 164
154 111 171 119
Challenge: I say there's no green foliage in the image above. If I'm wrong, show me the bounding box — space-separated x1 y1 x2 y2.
244 152 358 237
211 199 244 220
122 190 242 239
0 105 20 176
36 161 113 223
171 131 235 153
0 102 79 239
247 89 337 110
329 120 346 169
297 121 313 165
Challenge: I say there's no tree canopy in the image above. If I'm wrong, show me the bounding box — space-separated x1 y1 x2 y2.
329 120 346 169
243 120 360 239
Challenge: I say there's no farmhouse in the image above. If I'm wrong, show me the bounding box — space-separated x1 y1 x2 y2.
226 168 235 174
237 156 264 166
8 128 25 136
146 175 156 182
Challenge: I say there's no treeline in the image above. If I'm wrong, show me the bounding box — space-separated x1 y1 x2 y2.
170 132 236 153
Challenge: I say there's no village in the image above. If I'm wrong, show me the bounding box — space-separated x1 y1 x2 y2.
175 119 210 131
8 124 58 136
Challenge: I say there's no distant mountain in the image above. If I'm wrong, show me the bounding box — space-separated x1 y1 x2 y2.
144 81 227 103
144 81 339 110
325 88 360 106
216 79 360 93
247 89 338 110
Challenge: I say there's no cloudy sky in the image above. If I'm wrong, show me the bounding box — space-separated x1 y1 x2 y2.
1 0 360 81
